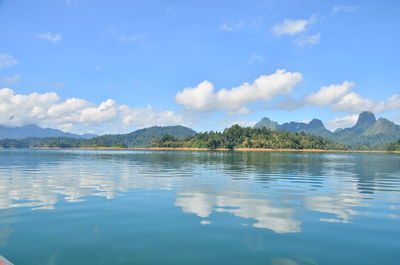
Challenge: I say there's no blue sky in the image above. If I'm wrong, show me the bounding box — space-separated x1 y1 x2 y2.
0 0 399 134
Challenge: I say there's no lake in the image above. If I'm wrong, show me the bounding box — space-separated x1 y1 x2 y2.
0 149 399 265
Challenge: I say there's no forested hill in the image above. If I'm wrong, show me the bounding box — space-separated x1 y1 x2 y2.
152 125 347 150
0 125 197 148
84 125 196 147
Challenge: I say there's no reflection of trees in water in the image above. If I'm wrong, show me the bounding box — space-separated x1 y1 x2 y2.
349 153 400 195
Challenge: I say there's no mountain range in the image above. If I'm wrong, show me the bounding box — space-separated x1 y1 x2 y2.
0 125 197 148
1 111 399 148
0 124 96 139
254 111 400 147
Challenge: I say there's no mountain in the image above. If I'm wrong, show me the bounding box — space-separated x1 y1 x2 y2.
254 111 400 148
333 112 400 147
84 125 197 147
0 124 96 139
278 119 333 138
254 117 279 130
355 111 376 128
0 125 197 148
255 118 333 138
364 118 400 136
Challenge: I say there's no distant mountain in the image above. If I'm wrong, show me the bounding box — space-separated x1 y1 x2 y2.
255 117 332 138
0 124 96 139
0 125 197 148
84 125 197 147
332 112 400 147
279 119 333 138
254 111 400 147
254 117 279 130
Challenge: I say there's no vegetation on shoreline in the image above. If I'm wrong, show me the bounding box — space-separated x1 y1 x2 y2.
152 125 348 150
1 124 399 152
385 140 400 151
0 137 85 148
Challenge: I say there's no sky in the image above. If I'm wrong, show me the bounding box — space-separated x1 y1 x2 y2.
1 0 400 135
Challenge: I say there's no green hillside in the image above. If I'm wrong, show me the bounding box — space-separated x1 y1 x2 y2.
0 126 196 148
84 126 196 148
152 125 347 150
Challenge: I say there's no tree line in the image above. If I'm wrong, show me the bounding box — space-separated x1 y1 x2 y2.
1 125 399 151
152 125 348 150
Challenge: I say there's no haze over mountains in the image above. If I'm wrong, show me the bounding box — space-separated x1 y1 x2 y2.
254 111 400 147
1 111 399 148
0 125 197 148
0 124 96 139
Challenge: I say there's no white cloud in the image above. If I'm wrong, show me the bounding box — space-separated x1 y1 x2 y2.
332 92 384 112
35 32 62 43
0 54 18 68
249 53 265 63
332 6 358 14
0 74 21 85
219 117 256 128
326 114 358 131
118 33 146 44
0 88 187 134
175 69 302 113
386 95 400 110
306 81 354 106
273 80 400 115
272 15 316 35
293 33 321 47
176 190 301 233
219 20 244 32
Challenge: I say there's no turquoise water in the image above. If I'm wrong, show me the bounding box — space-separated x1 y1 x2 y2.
0 149 399 265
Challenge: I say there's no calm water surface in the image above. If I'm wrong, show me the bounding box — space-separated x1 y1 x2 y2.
0 149 399 265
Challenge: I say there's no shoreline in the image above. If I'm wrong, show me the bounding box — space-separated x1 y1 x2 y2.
29 147 400 154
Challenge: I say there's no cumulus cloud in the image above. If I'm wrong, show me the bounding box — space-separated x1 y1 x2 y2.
274 80 400 114
35 32 62 43
0 54 18 68
219 117 256 128
219 20 244 32
272 15 316 35
273 81 354 110
326 114 359 131
386 95 400 110
332 92 384 112
0 88 187 134
293 33 321 47
306 81 354 106
0 74 21 85
175 69 302 113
